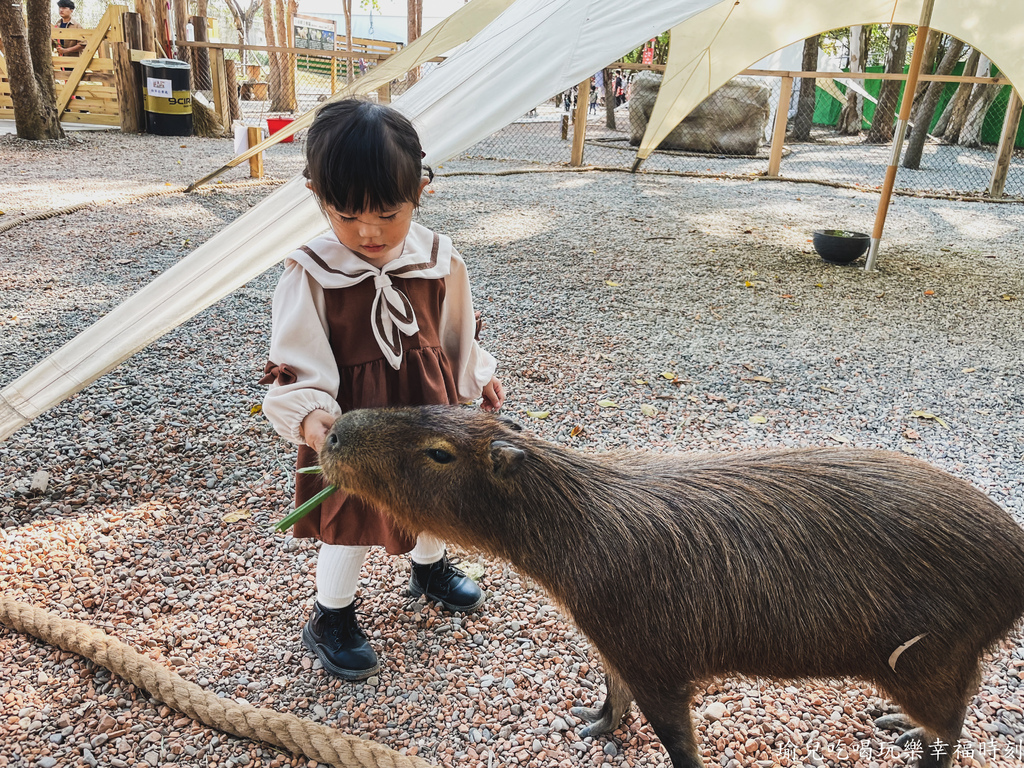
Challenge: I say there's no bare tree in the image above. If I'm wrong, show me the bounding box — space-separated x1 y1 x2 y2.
405 0 421 84
223 0 260 65
837 25 868 135
273 0 296 109
789 34 819 141
0 0 64 139
934 46 978 139
865 24 909 143
603 67 615 130
960 54 999 148
903 34 964 169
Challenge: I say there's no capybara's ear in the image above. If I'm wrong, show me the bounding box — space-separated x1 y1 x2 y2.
490 440 525 475
498 417 524 432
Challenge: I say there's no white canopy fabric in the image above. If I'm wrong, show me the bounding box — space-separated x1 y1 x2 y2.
637 0 1024 160
2 0 1022 441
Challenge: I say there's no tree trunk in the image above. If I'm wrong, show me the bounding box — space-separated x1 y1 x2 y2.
903 35 964 169
172 0 189 64
935 47 978 139
603 67 615 129
789 34 819 141
135 0 157 55
0 0 64 139
260 0 286 110
154 0 171 57
907 29 941 127
190 16 212 90
405 0 421 85
837 25 867 135
865 24 909 143
273 0 295 109
960 54 998 148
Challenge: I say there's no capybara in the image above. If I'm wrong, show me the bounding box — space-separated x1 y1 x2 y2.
318 405 1024 768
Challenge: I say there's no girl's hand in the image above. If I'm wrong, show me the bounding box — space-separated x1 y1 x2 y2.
481 377 505 412
300 409 337 452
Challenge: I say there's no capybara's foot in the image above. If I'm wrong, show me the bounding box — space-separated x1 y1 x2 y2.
875 712 915 733
571 704 618 737
894 727 929 748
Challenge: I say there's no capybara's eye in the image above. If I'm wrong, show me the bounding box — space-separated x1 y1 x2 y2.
425 448 455 464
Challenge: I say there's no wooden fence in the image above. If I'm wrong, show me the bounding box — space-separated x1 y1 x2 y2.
0 4 154 128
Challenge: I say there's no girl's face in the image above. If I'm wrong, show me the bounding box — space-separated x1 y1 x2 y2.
316 178 429 267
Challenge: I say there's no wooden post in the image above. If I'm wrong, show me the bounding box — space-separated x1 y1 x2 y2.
112 42 143 133
767 75 793 177
376 81 391 103
570 77 591 166
210 47 231 135
988 89 1023 198
248 126 264 178
561 113 569 141
224 53 241 124
331 55 337 94
122 11 142 49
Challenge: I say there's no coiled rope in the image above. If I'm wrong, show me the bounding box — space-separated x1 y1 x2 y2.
0 594 434 768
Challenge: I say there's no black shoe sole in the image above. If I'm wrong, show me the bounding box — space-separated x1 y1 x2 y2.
408 583 486 613
301 625 380 681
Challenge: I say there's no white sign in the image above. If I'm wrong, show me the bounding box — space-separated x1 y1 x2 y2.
147 77 173 98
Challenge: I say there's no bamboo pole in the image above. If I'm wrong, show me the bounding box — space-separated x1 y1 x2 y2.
865 0 936 271
767 75 794 178
988 89 1023 198
570 77 591 167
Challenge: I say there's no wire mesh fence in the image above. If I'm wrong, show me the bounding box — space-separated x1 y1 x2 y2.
444 64 1023 201
184 40 1022 202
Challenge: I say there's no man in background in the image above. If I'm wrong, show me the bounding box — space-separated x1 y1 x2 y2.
54 0 85 57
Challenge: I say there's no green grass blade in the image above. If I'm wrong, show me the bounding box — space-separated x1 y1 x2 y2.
296 465 324 475
273 484 337 532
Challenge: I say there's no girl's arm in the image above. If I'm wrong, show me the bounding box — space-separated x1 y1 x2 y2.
261 260 342 445
439 251 501 408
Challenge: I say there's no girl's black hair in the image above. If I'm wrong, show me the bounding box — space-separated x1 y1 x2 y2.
303 99 432 213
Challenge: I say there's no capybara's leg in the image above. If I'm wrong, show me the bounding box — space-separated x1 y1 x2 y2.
634 685 703 768
570 670 632 737
885 664 977 768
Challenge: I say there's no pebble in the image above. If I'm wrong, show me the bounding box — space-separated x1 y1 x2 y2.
2 131 1024 768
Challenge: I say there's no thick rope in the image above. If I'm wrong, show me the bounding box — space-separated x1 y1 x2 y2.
0 178 286 235
0 594 434 768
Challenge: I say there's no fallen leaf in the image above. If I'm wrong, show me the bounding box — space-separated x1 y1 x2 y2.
748 415 768 424
744 281 754 288
605 280 621 287
815 283 824 288
1002 294 1016 301
640 404 657 417
742 376 773 384
661 372 676 380
249 404 262 415
962 367 976 373
911 410 949 429
779 294 794 299
924 289 935 296
904 429 921 440
707 393 727 402
634 379 648 385
462 562 485 581
819 386 837 393
829 434 851 444
570 425 584 437
597 399 617 408
222 509 252 523
526 410 550 419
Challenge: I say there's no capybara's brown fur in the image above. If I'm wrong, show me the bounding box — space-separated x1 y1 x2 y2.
319 406 1024 768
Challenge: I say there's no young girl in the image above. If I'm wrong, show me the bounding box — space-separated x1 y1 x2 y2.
260 99 505 681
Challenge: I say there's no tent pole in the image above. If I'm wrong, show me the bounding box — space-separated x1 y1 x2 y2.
864 0 936 271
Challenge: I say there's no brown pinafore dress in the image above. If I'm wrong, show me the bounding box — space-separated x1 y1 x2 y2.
274 241 460 554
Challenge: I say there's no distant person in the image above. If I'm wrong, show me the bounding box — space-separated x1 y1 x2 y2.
588 82 597 115
54 0 85 58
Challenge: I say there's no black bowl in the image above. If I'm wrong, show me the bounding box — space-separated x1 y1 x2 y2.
813 229 870 265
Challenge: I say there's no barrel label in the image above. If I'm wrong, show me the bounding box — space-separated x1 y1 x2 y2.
144 89 192 115
146 77 172 98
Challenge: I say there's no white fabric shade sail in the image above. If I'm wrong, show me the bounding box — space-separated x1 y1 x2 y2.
2 0 1021 442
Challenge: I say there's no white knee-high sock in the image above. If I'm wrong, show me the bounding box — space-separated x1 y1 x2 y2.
410 534 446 565
316 543 369 609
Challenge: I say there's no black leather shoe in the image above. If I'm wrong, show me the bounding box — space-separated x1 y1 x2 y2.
301 601 379 681
409 556 485 612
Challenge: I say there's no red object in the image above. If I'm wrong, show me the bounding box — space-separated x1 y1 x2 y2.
642 47 654 65
267 117 295 142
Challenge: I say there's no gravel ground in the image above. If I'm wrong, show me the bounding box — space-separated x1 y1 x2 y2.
2 128 1024 768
